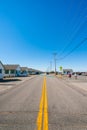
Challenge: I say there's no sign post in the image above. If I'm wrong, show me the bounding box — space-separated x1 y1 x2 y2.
59 66 63 78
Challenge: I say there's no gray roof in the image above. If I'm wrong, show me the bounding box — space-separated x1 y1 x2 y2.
4 64 20 70
28 68 34 71
21 67 28 71
28 68 42 72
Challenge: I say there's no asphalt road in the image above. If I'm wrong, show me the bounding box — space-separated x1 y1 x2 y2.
0 75 87 130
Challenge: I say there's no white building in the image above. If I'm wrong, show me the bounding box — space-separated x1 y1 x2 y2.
4 64 21 77
28 68 42 75
63 69 73 75
0 61 5 80
20 67 29 76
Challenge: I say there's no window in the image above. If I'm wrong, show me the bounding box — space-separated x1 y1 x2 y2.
5 70 9 74
10 70 15 74
0 69 2 73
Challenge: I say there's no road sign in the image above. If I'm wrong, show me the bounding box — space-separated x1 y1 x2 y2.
59 66 63 71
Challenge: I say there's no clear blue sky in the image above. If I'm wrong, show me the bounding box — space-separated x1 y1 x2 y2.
0 0 87 71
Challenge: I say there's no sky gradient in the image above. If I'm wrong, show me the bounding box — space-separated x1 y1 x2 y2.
0 0 87 71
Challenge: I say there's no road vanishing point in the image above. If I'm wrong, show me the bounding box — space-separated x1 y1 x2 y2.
0 75 87 130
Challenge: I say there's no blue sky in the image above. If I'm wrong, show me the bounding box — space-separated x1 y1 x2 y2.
0 0 87 71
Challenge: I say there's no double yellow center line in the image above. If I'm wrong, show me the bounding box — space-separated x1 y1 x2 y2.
36 77 48 130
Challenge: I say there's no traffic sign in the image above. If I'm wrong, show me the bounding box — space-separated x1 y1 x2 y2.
59 66 63 71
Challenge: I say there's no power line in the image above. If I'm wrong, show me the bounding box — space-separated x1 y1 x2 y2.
59 1 87 57
59 19 87 57
62 0 85 46
67 0 85 33
58 38 87 60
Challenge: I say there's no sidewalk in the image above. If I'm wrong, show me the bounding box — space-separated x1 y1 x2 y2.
0 75 37 92
56 75 87 92
70 82 87 92
57 74 87 82
0 85 13 92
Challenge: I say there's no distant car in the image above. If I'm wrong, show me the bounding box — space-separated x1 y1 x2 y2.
46 72 49 75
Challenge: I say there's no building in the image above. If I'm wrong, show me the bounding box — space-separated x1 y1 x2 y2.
4 64 21 77
63 69 73 75
28 68 33 75
0 61 5 80
28 68 43 75
20 67 29 76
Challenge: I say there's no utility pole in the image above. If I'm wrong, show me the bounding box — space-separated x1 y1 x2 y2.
50 61 52 72
53 53 57 75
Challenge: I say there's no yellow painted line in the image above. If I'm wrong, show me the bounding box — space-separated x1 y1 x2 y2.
43 77 48 130
36 77 48 130
36 83 44 130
